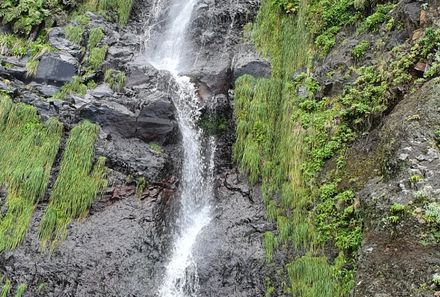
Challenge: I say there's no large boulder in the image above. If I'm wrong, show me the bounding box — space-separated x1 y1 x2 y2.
35 54 78 84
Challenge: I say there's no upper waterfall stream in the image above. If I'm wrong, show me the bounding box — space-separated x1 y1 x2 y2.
143 0 215 296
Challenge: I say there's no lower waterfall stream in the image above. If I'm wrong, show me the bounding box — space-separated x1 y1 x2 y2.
142 0 214 295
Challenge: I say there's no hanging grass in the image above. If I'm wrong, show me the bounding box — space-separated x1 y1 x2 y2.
0 95 63 252
39 120 107 249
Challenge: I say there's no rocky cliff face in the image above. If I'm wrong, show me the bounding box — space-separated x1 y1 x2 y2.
0 0 270 296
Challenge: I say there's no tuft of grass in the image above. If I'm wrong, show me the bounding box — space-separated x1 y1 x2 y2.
14 283 27 297
104 68 126 91
26 59 40 78
39 120 107 250
88 46 108 70
0 279 11 297
0 95 63 252
136 176 146 199
357 3 396 34
64 25 84 45
87 27 105 49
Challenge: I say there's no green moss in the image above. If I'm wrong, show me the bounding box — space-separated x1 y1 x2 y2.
39 120 107 250
149 143 163 155
198 113 228 136
0 95 63 252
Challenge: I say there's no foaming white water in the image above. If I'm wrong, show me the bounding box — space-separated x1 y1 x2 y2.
147 0 199 72
143 0 215 296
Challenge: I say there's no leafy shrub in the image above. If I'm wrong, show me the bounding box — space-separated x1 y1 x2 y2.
357 3 396 33
351 40 369 60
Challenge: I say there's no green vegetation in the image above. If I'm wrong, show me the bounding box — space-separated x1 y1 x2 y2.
65 25 84 45
198 113 228 136
14 283 27 297
149 143 163 155
234 0 440 295
351 40 369 60
52 76 97 100
136 176 146 199
0 0 133 37
80 0 134 25
39 120 106 249
88 45 108 70
104 68 126 91
357 3 396 33
87 27 105 49
0 0 63 35
0 95 63 252
0 279 11 297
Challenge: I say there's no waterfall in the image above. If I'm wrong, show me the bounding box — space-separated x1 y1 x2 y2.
143 0 215 296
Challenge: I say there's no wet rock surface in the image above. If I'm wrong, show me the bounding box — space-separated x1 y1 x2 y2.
0 1 268 296
352 79 440 297
195 169 269 297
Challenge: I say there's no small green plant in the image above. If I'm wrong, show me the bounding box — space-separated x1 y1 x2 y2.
351 40 369 60
433 273 440 286
357 4 396 33
409 174 423 184
198 113 228 136
136 176 146 198
88 46 108 70
53 76 89 99
104 68 126 91
390 203 406 214
14 283 27 297
87 27 105 49
0 279 11 297
26 59 39 77
149 143 163 155
65 25 84 45
424 202 440 225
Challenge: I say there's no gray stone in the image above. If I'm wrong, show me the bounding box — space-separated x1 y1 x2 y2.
36 54 77 83
232 43 271 81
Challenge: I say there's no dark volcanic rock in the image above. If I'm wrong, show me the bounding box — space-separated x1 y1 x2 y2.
0 186 174 297
353 79 440 297
194 170 269 297
232 43 271 81
35 54 78 84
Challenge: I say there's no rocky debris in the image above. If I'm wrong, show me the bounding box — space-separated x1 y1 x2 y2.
353 79 440 297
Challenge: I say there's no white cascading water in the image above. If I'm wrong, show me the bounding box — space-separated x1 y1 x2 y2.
143 0 215 296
